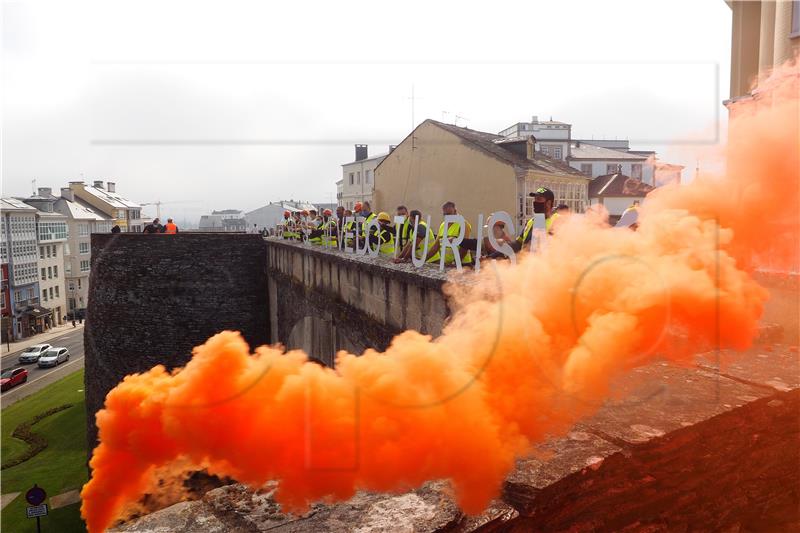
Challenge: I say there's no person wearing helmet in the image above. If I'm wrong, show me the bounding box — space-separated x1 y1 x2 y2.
367 211 395 256
393 209 439 264
308 208 339 247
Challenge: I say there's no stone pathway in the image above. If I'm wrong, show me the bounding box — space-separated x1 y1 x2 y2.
0 492 20 510
50 489 81 510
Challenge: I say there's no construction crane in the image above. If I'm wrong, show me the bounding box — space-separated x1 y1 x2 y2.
140 200 201 219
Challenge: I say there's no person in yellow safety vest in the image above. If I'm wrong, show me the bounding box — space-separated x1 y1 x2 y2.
395 205 412 251
367 212 395 256
517 187 555 250
425 201 473 266
393 209 440 264
281 210 299 240
308 209 339 247
164 218 179 234
341 209 356 248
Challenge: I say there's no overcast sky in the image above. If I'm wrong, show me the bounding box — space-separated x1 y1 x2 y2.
3 0 732 222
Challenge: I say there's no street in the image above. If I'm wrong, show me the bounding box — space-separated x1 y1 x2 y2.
1 328 85 408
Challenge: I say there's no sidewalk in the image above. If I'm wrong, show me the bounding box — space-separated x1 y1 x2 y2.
1 322 84 356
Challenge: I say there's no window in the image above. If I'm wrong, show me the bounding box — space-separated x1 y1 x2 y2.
69 298 75 310
631 164 642 179
356 171 361 184
51 245 56 257
40 246 45 259
607 164 620 174
49 287 54 299
79 224 89 236
53 265 58 278
65 262 71 275
792 0 800 38
43 291 48 302
69 281 75 291
79 242 90 254
46 246 51 258
580 164 593 176
41 268 46 280
553 146 562 160
77 279 82 289
349 172 354 185
27 288 34 299
80 260 90 272
55 286 59 297
365 170 372 184
48 266 53 279
540 146 550 156
65 243 70 255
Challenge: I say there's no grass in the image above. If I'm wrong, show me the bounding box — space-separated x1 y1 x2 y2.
1 369 88 532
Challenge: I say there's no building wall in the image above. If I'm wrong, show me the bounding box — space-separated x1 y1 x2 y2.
374 121 517 230
38 242 66 325
85 233 269 450
341 157 385 210
729 0 800 100
568 160 654 184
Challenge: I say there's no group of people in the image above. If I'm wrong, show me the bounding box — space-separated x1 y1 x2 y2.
278 187 583 268
142 218 179 234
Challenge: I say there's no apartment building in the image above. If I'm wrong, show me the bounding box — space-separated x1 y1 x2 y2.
0 198 43 339
340 145 394 210
23 189 69 326
70 180 144 232
52 187 113 315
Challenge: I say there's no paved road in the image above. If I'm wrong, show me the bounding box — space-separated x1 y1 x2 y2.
1 328 85 408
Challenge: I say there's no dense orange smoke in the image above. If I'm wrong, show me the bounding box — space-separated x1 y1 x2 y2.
81 62 799 532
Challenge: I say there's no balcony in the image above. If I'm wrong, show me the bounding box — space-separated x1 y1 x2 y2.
14 297 40 311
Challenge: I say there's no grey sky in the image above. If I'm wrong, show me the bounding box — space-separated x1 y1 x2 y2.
3 0 732 222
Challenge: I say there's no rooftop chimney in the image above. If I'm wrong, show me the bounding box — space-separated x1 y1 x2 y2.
106 181 116 193
38 187 52 197
61 187 75 202
355 144 368 161
388 145 397 153
93 180 104 189
531 116 538 124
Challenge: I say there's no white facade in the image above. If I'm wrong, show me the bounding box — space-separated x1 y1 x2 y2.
499 116 572 161
1 198 41 339
51 187 113 314
340 145 390 210
36 213 68 326
569 160 654 184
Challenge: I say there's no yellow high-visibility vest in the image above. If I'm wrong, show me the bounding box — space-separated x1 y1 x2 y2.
414 221 439 263
437 220 472 265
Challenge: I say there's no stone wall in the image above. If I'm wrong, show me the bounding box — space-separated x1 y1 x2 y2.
85 233 269 450
265 239 450 365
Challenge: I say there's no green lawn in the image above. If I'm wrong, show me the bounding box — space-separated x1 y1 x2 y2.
1 369 88 532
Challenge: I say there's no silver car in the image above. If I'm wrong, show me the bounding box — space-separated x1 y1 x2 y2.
18 344 53 364
37 347 70 368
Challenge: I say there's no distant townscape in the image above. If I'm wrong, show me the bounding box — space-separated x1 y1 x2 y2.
1 115 682 343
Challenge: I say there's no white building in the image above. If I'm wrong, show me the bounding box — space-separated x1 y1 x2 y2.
245 201 319 234
51 187 113 316
70 181 145 232
499 116 673 186
340 144 393 210
567 142 654 184
1 198 43 339
199 210 247 232
499 116 572 161
23 190 69 326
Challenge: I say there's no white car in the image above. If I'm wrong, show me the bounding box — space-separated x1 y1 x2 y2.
37 347 70 368
18 344 53 364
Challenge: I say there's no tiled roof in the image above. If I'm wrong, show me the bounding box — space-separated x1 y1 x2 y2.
428 120 588 178
342 153 389 166
569 143 648 161
0 198 37 211
588 173 655 197
80 185 141 209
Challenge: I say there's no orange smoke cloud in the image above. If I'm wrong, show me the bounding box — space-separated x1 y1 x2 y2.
81 61 799 532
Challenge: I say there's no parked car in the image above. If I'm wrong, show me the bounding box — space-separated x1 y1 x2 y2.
18 344 53 364
1 368 28 391
37 347 70 368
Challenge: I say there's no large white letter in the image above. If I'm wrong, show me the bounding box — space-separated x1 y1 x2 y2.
411 215 430 268
488 211 516 264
